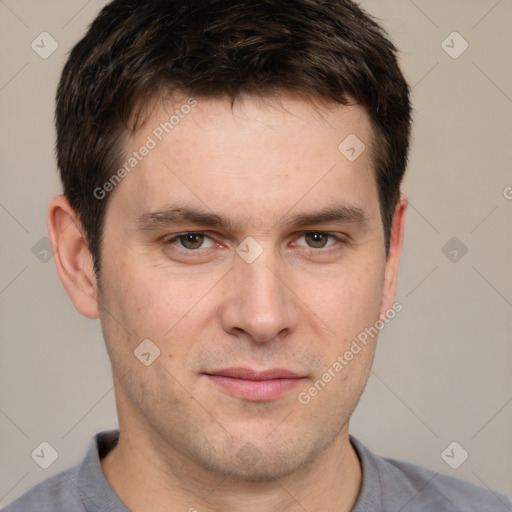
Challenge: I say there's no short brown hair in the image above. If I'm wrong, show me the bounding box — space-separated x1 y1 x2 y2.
56 0 412 273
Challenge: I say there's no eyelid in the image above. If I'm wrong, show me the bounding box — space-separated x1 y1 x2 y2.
164 231 217 250
292 232 344 249
162 230 346 252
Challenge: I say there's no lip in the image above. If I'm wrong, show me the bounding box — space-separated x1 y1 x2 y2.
203 367 307 401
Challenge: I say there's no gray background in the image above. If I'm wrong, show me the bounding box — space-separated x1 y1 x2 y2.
1 0 511 506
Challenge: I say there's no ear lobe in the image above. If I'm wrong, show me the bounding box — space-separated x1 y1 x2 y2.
380 192 407 318
47 195 99 319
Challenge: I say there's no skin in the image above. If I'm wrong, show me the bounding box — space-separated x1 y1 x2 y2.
48 94 407 512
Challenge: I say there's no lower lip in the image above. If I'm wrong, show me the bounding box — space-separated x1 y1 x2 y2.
205 375 306 401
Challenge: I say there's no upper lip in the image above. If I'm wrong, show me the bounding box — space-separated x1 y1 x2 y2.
205 367 304 380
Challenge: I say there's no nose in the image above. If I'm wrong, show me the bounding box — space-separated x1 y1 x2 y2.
219 249 300 344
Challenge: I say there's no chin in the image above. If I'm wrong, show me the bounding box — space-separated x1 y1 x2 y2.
194 432 328 483
211 454 304 483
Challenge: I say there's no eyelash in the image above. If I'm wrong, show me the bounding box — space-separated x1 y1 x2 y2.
163 232 345 253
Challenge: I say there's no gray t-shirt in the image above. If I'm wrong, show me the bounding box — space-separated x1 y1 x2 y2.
4 430 511 511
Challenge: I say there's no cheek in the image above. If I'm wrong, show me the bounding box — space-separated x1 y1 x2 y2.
106 257 177 322
101 259 222 351
302 261 384 338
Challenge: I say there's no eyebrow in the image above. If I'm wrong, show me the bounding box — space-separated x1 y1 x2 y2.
134 204 367 232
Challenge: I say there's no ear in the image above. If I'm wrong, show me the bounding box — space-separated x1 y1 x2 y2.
47 195 99 319
380 192 407 318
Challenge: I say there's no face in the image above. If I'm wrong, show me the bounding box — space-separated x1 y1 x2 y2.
95 94 399 480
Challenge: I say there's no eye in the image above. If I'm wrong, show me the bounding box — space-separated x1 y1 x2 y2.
295 232 339 249
166 232 215 250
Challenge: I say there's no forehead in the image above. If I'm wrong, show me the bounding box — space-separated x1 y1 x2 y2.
108 94 380 230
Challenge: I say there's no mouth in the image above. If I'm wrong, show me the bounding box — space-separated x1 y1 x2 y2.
202 367 308 401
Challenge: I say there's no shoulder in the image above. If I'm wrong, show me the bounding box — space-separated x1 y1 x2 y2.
3 466 84 512
351 437 512 512
382 456 511 512
3 430 121 512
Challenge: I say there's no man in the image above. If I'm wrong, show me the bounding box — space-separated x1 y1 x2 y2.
5 0 511 511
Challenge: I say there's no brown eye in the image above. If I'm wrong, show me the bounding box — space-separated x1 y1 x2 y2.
304 233 331 248
164 232 216 254
178 233 205 250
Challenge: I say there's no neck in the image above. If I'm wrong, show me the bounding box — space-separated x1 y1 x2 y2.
101 422 362 512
